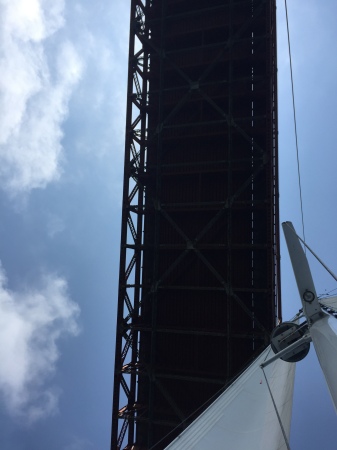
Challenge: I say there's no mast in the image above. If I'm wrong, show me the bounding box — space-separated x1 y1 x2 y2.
282 221 337 411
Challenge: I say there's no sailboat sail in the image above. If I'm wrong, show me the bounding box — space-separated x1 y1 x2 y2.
165 346 295 450
309 313 337 413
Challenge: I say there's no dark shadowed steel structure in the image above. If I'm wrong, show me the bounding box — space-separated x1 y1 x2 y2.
112 0 280 448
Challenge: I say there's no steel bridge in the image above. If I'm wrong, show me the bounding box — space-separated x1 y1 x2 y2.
112 0 279 448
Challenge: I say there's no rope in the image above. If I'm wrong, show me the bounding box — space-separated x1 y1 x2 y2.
261 365 291 450
284 0 306 245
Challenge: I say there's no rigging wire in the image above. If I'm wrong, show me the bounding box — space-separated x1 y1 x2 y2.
318 287 337 298
284 222 337 284
147 377 231 449
148 351 268 449
261 365 292 450
261 348 292 450
284 0 306 244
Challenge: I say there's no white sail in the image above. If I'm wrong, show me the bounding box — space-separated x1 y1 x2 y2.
310 314 337 412
165 346 295 450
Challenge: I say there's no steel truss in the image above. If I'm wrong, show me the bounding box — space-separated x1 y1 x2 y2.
112 1 279 449
111 1 149 448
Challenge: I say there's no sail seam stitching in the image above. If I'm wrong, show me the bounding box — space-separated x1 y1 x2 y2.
261 366 291 450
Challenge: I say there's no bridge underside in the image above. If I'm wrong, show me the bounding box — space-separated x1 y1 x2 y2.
112 0 279 448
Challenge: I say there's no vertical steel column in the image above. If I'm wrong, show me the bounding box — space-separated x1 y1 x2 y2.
265 0 280 324
271 0 281 322
148 1 166 446
226 0 234 380
111 1 150 449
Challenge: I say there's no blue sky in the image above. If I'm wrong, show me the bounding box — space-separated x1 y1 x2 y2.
0 0 128 448
0 1 335 449
278 1 337 448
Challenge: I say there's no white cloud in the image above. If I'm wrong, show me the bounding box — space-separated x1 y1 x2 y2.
2 0 65 42
0 262 80 423
0 0 83 196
